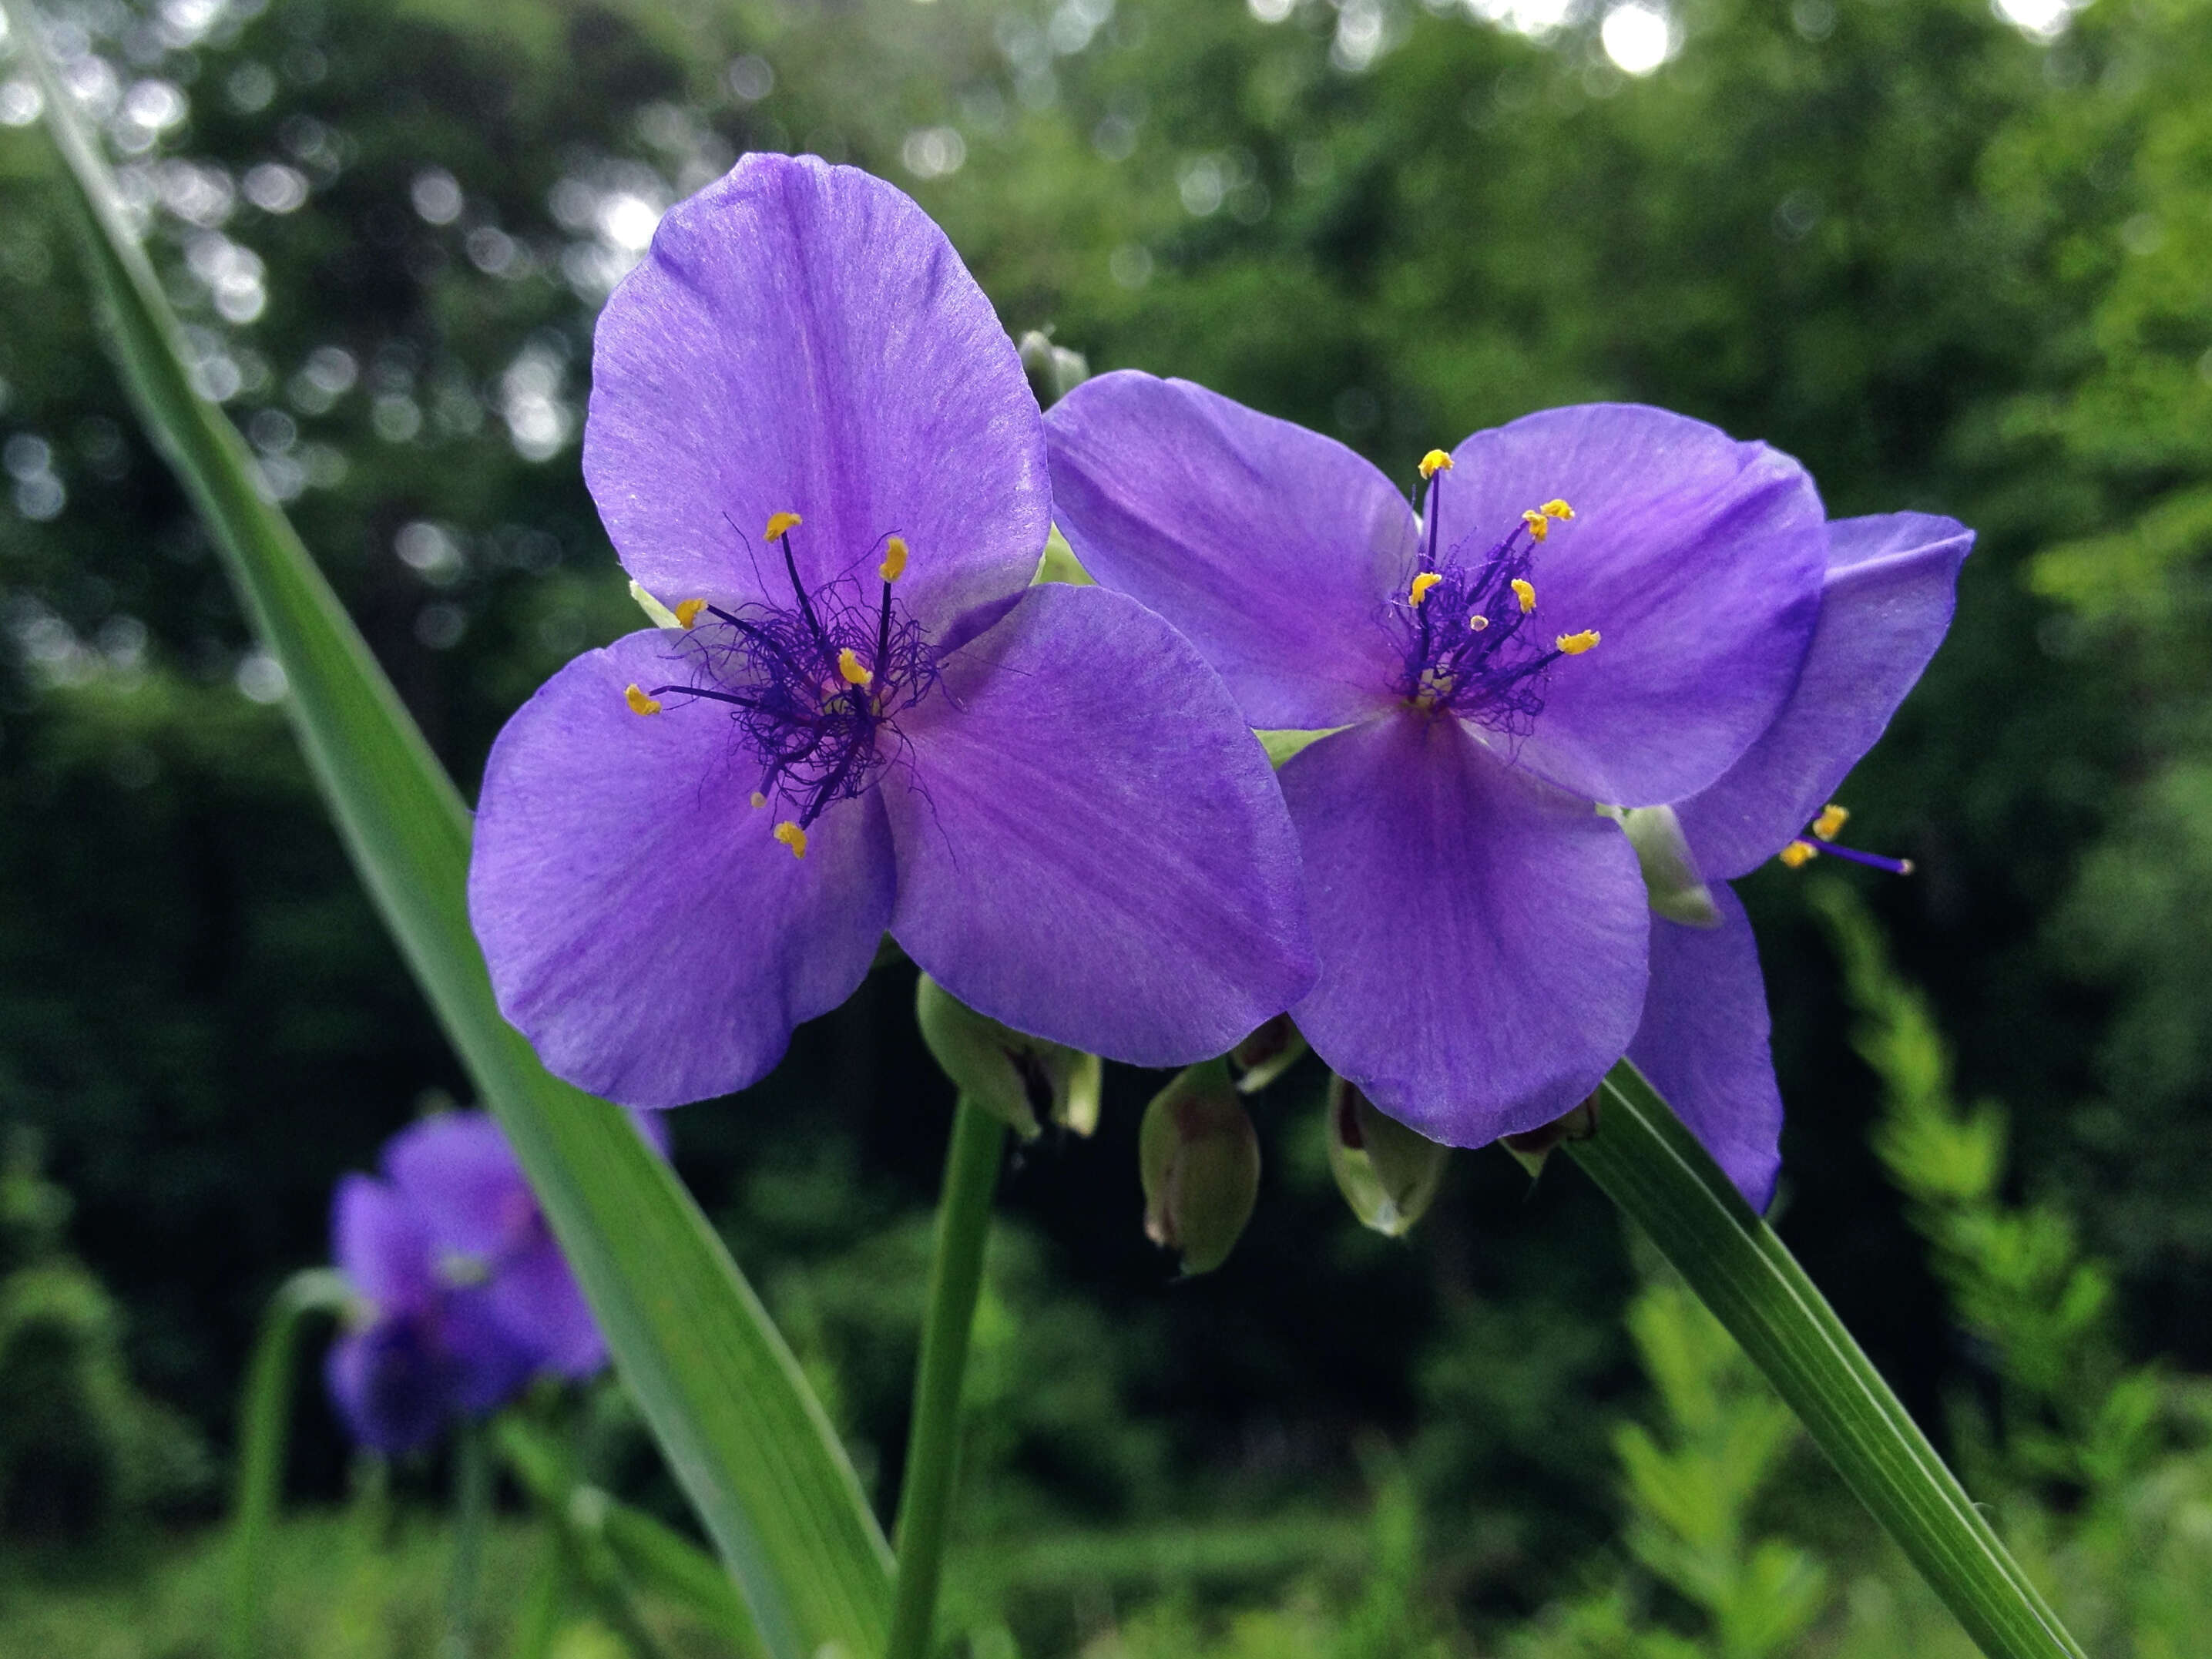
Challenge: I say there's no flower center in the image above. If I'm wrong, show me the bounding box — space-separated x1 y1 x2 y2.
1391 448 1596 737
623 515 940 857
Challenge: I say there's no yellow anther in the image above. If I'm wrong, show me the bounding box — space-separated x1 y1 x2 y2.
837 647 874 688
1813 802 1851 841
1555 629 1601 656
623 683 662 717
673 598 708 629
1542 499 1575 521
879 535 909 583
1522 509 1550 542
774 821 808 859
1409 572 1444 606
1512 578 1536 613
764 510 803 541
1469 613 1490 632
749 791 767 810
1778 840 1818 868
1418 449 1455 480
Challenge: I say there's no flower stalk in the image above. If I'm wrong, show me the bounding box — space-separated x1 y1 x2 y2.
1568 1060 2086 1659
886 1097 1007 1659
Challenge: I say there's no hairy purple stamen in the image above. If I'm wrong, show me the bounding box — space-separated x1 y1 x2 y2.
646 526 942 828
1388 470 1574 740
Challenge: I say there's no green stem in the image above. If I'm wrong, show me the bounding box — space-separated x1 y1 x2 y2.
507 1529 568 1659
884 1097 1005 1659
445 1422 494 1659
223 1268 351 1659
1567 1060 2086 1659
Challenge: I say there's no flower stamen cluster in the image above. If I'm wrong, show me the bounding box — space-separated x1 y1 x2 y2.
624 515 942 857
1391 453 1596 736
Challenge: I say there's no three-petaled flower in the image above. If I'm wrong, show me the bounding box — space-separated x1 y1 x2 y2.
327 1111 651 1452
468 157 1314 1107
1046 375 1969 1201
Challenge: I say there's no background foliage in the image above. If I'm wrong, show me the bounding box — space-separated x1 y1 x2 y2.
1 0 2210 1648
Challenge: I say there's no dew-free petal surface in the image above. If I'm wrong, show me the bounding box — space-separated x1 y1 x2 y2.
331 1173 434 1311
1281 713 1650 1143
469 630 895 1108
884 583 1315 1065
1626 885 1786 1212
1436 404 1826 806
1676 512 1972 879
383 1113 532 1263
586 153 1048 632
1046 372 1415 730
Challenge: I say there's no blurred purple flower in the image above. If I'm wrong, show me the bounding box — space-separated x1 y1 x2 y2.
326 1110 660 1452
468 156 1313 1109
1046 375 1967 1182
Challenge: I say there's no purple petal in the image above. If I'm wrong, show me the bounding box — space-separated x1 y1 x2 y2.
1435 405 1827 806
440 1286 540 1415
585 154 1047 633
331 1174 433 1311
383 1113 532 1263
326 1315 451 1453
883 583 1315 1065
487 1238 605 1379
1280 714 1650 1144
1626 885 1784 1212
1045 372 1415 729
1675 512 1972 879
468 630 895 1107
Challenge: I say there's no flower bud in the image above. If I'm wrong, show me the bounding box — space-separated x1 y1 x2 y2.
1139 1060 1259 1274
1229 1014 1308 1095
1603 803 1721 929
1324 1075 1448 1238
1499 1096 1601 1180
1018 329 1091 408
915 975 1102 1140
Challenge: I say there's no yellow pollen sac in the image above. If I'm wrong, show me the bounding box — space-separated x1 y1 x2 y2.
1512 578 1537 613
1418 449 1455 480
749 791 767 810
879 535 909 583
1778 840 1819 868
1556 629 1601 656
837 647 874 688
1541 499 1575 522
1469 613 1490 632
673 598 708 628
774 821 808 859
1408 572 1444 606
623 683 662 717
764 510 803 541
1813 802 1851 841
1522 509 1550 542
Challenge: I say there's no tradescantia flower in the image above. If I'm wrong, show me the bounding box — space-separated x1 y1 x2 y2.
1045 374 1968 1184
326 1111 660 1452
1623 512 1972 1208
467 157 1313 1109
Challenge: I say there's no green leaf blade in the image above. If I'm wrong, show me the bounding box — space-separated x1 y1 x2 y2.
3 7 891 1653
1569 1060 2086 1659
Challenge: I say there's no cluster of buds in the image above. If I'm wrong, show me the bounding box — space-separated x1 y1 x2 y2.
921 988 1461 1274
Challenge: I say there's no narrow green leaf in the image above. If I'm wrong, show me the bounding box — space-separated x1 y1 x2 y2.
227 1268 351 1659
2 8 891 1654
1568 1060 2086 1659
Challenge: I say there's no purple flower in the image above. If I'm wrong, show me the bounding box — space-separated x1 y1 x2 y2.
468 158 1313 1108
326 1111 655 1451
1626 512 1972 1208
1045 374 1966 1178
